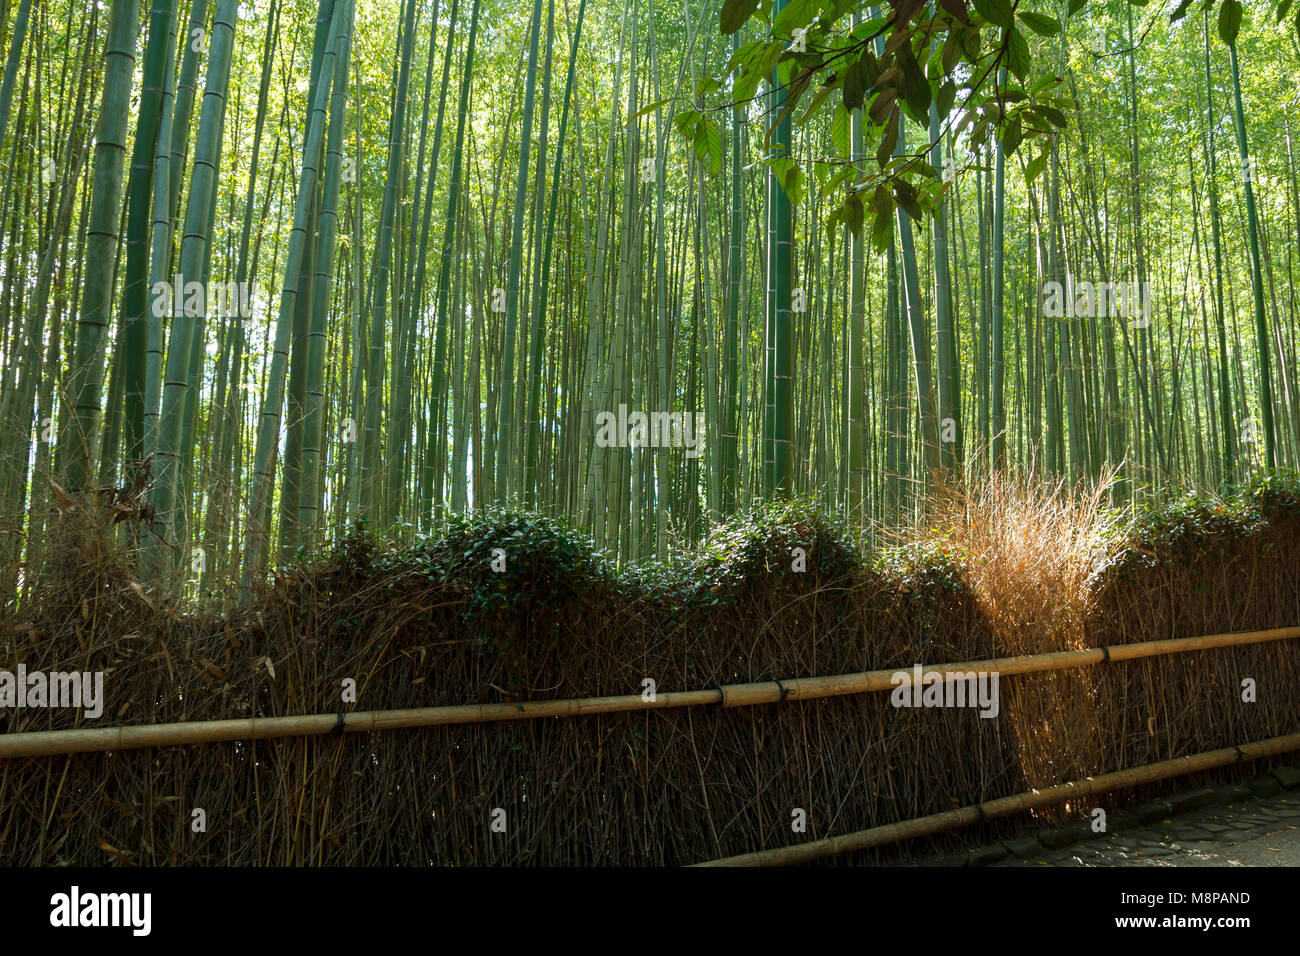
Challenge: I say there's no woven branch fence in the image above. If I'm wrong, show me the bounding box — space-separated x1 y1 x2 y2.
0 500 1298 865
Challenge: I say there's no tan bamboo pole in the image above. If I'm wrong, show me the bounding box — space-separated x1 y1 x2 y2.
1 626 1297 759
694 731 1300 866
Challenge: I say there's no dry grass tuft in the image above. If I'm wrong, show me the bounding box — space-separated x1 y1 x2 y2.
917 466 1124 794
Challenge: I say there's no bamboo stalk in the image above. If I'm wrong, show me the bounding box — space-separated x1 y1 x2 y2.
694 730 1300 866
0 626 1296 759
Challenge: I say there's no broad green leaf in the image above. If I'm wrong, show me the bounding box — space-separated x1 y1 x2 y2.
972 0 1013 30
893 179 922 220
1017 11 1061 35
842 51 863 109
769 155 795 190
785 166 805 205
938 0 970 25
1218 0 1242 44
897 43 932 117
845 195 864 236
773 0 820 37
877 105 899 168
936 79 957 120
1005 26 1031 81
941 28 964 72
1024 151 1048 182
868 86 898 125
721 0 761 34
629 97 672 126
1040 105 1067 127
870 185 894 251
1067 0 1087 15
831 103 851 157
1002 119 1023 156
727 39 765 72
694 117 724 176
798 82 837 124
673 107 702 136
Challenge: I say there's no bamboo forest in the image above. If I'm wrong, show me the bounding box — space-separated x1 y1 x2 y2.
1 0 1298 601
10 0 1300 884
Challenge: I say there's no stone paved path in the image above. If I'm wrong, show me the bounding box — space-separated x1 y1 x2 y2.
991 789 1300 867
910 773 1300 867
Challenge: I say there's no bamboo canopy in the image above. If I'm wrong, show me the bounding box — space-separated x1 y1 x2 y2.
694 731 1300 866
1 625 1296 760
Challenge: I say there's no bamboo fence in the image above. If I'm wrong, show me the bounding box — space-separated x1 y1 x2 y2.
3 625 1297 759
696 731 1300 865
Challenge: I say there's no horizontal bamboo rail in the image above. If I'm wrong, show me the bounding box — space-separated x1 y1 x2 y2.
0 625 1297 760
694 730 1300 866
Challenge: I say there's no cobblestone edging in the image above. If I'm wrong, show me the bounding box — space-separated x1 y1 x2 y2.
913 765 1300 867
